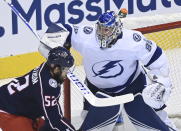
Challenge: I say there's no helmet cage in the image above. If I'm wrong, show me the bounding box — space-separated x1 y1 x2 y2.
96 11 122 48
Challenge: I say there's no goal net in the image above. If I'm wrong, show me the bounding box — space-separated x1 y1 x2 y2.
61 12 181 129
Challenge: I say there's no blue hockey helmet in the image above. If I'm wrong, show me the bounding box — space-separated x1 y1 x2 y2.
96 10 122 48
48 46 74 68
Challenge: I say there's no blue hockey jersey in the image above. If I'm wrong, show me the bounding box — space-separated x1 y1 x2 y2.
0 62 74 131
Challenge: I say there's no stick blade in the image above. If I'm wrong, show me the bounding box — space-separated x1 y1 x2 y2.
93 93 134 107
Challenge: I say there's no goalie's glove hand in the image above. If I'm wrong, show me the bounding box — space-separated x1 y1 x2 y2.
142 75 172 109
41 23 70 49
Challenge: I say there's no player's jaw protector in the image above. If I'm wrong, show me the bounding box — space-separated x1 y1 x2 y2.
96 11 122 48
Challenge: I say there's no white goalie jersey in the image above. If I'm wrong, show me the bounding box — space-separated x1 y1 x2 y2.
69 24 170 93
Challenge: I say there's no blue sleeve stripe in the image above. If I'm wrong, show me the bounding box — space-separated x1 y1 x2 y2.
145 46 162 67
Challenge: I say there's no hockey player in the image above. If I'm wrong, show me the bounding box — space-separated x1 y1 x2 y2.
52 9 177 131
0 47 76 131
38 10 177 131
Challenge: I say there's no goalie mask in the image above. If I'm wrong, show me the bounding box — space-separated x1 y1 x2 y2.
96 11 122 48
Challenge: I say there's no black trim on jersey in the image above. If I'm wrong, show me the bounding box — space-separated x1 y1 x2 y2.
154 104 166 111
39 63 75 131
39 63 57 130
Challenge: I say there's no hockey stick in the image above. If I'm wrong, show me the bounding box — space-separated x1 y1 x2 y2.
3 0 41 40
3 0 134 106
67 73 134 107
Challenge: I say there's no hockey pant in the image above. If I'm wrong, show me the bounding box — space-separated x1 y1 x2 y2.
82 74 177 131
0 112 44 131
124 93 177 131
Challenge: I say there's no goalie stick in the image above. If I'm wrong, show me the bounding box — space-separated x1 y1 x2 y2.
3 0 134 106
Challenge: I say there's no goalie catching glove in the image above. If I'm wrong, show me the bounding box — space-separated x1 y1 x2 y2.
142 75 172 109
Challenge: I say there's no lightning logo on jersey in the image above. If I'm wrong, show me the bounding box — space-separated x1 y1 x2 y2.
92 60 124 78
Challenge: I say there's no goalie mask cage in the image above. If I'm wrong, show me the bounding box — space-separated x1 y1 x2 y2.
62 13 181 125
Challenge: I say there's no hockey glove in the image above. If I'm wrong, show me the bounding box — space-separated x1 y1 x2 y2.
142 75 172 109
41 23 70 48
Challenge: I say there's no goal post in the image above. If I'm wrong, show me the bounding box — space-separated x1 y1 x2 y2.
135 21 181 34
63 13 181 123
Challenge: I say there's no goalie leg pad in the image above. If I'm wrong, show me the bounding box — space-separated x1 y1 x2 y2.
156 110 178 131
80 91 122 131
124 94 176 131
